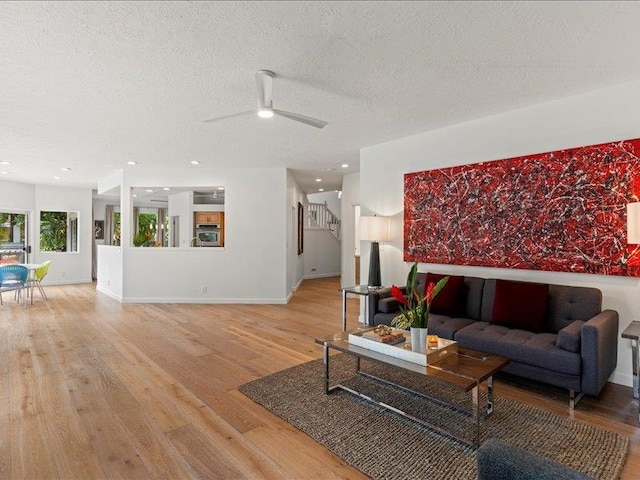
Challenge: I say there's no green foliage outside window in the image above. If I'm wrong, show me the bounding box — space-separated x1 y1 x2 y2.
113 212 121 245
133 213 157 247
0 213 25 243
40 211 68 251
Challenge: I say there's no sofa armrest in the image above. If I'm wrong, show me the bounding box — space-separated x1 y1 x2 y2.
367 287 408 326
580 309 619 396
367 287 392 326
477 438 593 480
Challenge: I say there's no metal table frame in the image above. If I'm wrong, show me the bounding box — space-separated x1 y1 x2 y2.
341 285 380 331
622 321 640 421
317 332 507 447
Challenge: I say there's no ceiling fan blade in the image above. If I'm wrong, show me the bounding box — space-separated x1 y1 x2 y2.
203 110 256 123
256 70 274 107
273 109 328 129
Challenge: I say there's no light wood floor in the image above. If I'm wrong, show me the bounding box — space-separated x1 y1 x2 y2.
2 277 639 479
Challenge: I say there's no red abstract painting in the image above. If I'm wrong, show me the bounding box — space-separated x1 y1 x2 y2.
404 138 640 276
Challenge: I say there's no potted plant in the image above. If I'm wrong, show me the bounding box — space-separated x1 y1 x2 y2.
390 263 448 351
133 232 151 247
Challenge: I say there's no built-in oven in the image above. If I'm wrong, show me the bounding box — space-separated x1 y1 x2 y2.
195 224 221 247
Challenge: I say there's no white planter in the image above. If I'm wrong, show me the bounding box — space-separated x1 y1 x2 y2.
410 327 428 354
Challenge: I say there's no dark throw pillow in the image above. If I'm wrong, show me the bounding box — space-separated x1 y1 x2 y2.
378 296 403 314
491 279 549 333
426 273 464 316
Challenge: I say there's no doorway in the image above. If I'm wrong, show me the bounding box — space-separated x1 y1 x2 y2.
0 211 29 264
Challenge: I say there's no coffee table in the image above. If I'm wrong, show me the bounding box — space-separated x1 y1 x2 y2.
315 329 509 447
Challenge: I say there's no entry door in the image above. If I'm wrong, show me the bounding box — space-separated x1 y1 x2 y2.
0 211 29 264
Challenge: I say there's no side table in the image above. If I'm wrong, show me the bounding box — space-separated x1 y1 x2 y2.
621 321 640 421
341 285 380 331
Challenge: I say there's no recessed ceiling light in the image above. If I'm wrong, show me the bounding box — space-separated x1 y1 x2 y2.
127 161 137 165
53 176 61 180
190 160 201 165
315 178 322 182
0 161 10 165
60 167 71 171
146 189 154 193
163 187 170 191
341 164 349 168
318 188 324 192
218 187 224 190
257 107 274 119
1 171 9 175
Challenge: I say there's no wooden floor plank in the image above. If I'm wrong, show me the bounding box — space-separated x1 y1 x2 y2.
0 278 638 479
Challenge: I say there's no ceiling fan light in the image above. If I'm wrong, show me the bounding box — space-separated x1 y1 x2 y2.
257 107 274 119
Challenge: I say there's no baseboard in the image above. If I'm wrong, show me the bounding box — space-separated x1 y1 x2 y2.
120 296 289 304
44 278 92 286
609 371 632 388
292 277 304 291
304 272 340 279
96 285 123 302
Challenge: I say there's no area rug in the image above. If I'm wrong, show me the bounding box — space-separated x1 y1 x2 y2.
239 355 629 480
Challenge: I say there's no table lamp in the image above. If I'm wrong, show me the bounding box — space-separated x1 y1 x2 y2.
360 215 390 288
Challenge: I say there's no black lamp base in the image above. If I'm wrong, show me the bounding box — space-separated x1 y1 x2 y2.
368 241 381 288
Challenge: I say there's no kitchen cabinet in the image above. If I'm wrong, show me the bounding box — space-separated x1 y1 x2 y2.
194 211 225 247
195 211 220 224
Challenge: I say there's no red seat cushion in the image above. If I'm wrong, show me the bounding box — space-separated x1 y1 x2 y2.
426 273 464 316
491 279 549 333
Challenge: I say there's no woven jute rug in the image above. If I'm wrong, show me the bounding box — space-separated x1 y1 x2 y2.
239 354 629 480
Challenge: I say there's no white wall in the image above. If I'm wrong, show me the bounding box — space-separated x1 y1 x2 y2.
96 245 123 300
304 228 341 278
109 167 289 303
360 78 640 388
340 173 360 288
0 179 35 211
287 171 306 293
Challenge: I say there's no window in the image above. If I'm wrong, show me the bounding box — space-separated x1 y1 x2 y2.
40 211 78 252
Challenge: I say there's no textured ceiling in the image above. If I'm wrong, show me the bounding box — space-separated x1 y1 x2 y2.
2 1 640 193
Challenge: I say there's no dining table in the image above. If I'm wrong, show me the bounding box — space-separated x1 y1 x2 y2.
18 263 42 305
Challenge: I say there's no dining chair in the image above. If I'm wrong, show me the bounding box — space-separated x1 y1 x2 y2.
29 260 51 301
0 265 29 306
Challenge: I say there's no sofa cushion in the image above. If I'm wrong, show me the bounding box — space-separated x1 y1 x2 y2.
454 322 581 376
545 285 602 333
427 273 464 316
428 314 476 340
378 296 403 314
491 279 549 333
555 320 585 353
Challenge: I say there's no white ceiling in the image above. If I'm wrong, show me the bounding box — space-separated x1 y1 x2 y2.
2 1 640 193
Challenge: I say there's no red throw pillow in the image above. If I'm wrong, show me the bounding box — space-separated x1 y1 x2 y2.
491 279 548 333
426 273 464 316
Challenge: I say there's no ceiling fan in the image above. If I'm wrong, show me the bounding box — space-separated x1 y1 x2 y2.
204 70 328 129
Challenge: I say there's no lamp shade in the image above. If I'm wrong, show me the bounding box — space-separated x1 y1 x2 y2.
628 202 640 244
359 216 390 242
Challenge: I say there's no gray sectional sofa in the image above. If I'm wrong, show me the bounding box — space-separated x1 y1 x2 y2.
368 273 619 407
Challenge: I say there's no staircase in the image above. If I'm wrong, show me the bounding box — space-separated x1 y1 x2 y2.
307 202 340 240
